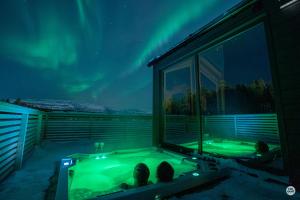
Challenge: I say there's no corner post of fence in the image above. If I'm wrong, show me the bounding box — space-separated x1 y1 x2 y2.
36 113 43 145
234 115 237 137
15 113 29 169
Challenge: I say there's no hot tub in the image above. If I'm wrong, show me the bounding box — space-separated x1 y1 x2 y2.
55 147 229 200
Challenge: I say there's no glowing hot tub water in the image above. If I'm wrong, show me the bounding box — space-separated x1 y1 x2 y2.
68 148 197 200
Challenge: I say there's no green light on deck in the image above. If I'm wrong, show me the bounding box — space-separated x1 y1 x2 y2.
192 157 197 160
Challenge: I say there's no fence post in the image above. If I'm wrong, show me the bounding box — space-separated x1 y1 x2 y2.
15 113 29 169
44 114 48 140
36 114 43 145
202 116 207 136
89 116 92 139
234 115 237 137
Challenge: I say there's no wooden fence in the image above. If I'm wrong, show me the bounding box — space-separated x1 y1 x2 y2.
165 115 200 144
164 113 279 144
203 113 279 143
0 105 280 183
0 102 43 182
43 112 153 150
44 112 279 148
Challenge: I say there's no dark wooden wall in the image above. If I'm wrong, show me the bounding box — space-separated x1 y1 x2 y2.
266 0 300 188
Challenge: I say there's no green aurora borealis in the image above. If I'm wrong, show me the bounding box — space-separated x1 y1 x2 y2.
0 0 240 110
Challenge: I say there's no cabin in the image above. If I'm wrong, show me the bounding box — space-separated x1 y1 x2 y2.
148 0 300 187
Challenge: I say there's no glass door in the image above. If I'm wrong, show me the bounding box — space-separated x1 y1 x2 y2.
162 58 200 152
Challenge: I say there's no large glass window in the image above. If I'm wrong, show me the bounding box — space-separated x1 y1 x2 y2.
162 59 200 149
199 23 280 157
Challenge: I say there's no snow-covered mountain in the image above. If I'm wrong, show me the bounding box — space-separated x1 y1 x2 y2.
4 99 151 114
112 108 152 115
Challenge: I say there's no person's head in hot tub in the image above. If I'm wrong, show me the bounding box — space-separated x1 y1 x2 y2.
121 163 151 189
255 141 269 154
156 161 174 182
133 163 150 186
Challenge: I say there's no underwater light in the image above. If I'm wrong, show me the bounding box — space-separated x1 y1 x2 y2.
192 172 200 177
192 157 197 160
205 140 213 144
62 158 73 167
95 155 107 160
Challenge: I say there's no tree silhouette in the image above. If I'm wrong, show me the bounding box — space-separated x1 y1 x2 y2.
224 79 275 114
165 79 275 115
165 90 194 115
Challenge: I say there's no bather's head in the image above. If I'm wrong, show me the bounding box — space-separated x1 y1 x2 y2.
156 161 174 182
255 141 269 154
133 163 150 186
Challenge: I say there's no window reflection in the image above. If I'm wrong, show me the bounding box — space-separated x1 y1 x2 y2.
163 60 199 147
199 23 280 157
164 66 192 115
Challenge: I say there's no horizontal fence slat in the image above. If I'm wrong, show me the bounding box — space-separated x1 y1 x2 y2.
0 114 22 119
0 143 17 156
0 131 19 141
0 120 21 127
0 148 16 164
0 102 41 115
0 158 15 173
0 126 20 135
0 137 19 149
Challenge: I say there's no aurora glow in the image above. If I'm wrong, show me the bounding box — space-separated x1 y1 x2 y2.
0 0 241 110
129 0 217 75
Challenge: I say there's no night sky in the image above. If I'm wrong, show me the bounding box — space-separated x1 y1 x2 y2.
0 0 241 111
